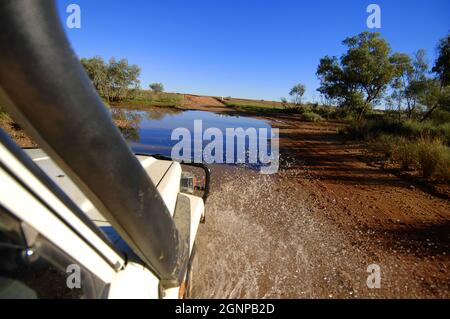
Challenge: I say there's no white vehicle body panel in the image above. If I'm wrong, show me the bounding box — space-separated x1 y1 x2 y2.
108 262 160 299
0 147 206 299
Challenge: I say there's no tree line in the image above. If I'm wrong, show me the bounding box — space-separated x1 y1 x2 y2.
81 31 449 123
315 31 449 121
286 32 449 123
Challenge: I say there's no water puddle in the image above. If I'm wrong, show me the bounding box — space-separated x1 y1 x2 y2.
112 108 275 171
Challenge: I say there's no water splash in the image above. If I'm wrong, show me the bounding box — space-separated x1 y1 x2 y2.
191 166 316 298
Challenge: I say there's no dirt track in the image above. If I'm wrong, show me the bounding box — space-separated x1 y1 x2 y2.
186 104 449 298
181 95 227 112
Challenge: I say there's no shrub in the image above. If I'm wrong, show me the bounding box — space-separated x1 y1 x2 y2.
340 119 370 139
435 150 450 180
394 139 418 170
433 122 450 146
149 83 164 93
371 134 397 158
343 117 450 146
416 138 449 178
370 135 450 180
300 111 323 122
314 106 340 119
371 135 416 169
431 109 450 125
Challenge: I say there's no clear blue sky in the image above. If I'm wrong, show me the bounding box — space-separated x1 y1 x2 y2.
57 0 449 102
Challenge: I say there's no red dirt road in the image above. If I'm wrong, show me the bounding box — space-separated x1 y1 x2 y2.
182 104 449 298
181 95 227 112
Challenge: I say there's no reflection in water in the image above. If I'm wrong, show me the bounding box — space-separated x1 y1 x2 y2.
111 109 141 142
112 107 274 170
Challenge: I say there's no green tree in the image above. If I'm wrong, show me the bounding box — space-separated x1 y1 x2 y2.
317 32 400 119
81 57 141 102
81 56 108 98
107 58 141 102
389 52 413 118
280 97 289 109
405 50 429 118
419 79 450 122
389 50 429 119
149 82 164 93
421 33 450 121
432 33 450 88
289 84 306 106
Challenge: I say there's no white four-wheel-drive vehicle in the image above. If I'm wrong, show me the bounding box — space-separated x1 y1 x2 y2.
0 0 209 299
